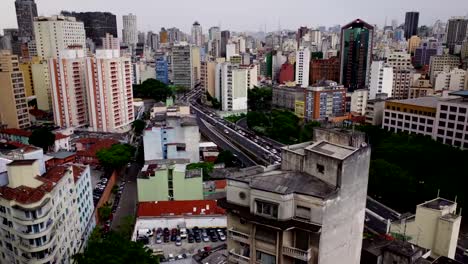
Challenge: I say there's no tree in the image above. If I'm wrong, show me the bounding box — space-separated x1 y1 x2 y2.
29 128 55 152
186 162 214 181
248 86 272 111
118 216 136 240
132 120 146 135
73 230 159 264
98 204 112 222
215 150 236 167
96 144 136 169
133 78 172 102
299 121 321 142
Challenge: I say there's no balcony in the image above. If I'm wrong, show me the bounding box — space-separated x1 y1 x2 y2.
282 246 313 262
229 249 250 264
229 228 250 244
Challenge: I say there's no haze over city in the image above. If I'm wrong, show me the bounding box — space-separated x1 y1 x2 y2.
0 0 467 33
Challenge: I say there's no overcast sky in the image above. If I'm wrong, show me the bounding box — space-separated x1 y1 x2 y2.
1 0 467 34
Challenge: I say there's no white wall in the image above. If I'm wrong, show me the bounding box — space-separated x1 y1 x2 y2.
369 61 393 99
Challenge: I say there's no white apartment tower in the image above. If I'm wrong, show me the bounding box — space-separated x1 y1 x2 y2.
434 68 467 91
33 15 86 59
429 54 460 84
0 160 95 263
49 49 88 129
122 13 138 47
215 63 257 111
86 50 134 133
369 61 394 99
296 47 311 87
191 21 203 47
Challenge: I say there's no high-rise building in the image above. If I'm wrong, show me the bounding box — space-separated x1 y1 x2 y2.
3 28 21 56
19 57 39 97
138 31 146 44
392 68 416 100
60 11 117 47
172 43 193 89
220 30 230 57
15 0 38 43
102 33 119 50
191 46 201 82
414 41 443 67
146 31 159 51
304 81 346 120
429 54 460 84
208 26 220 41
155 52 169 85
221 128 371 264
404 11 419 40
295 47 311 87
297 26 308 48
32 60 52 111
160 28 168 44
208 27 221 58
369 61 394 99
0 51 30 129
49 49 133 132
122 13 137 47
340 19 374 92
85 50 134 133
309 57 340 85
0 159 95 263
278 61 295 84
34 15 86 59
191 21 203 47
408 35 421 54
446 17 468 54
350 89 369 116
215 63 257 111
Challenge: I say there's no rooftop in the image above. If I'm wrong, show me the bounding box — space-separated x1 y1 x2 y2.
7 159 36 166
432 256 464 264
47 150 76 160
229 169 335 198
137 200 225 218
75 137 118 157
0 128 32 137
420 197 455 210
388 96 442 109
306 141 356 160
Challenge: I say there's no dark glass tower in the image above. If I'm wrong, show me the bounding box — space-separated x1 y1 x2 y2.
15 0 38 43
220 30 230 57
446 17 468 54
60 11 118 47
339 19 373 92
404 12 419 39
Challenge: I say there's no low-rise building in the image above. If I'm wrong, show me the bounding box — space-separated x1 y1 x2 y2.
434 68 467 91
350 89 368 116
365 93 388 126
409 78 434 99
138 163 203 202
74 137 119 166
272 86 305 112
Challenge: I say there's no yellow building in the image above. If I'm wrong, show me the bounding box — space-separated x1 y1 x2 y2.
19 57 41 97
191 46 201 83
408 35 421 54
0 50 30 128
294 100 305 118
31 60 52 111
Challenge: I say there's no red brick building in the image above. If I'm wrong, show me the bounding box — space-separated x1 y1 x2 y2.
309 57 340 85
75 138 118 166
278 62 295 84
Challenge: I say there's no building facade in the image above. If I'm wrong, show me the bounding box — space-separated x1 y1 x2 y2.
215 63 257 111
191 21 203 47
369 61 393 100
0 51 30 129
101 33 119 50
155 52 169 85
272 86 305 112
434 68 467 91
414 42 442 67
304 81 346 121
34 16 86 59
429 54 460 84
340 19 373 92
295 47 310 88
221 128 371 264
15 0 38 43
172 43 193 89
446 17 468 54
309 57 340 85
404 12 419 40
122 13 137 47
350 89 368 116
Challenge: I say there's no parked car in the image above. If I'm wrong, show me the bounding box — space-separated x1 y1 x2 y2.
188 236 194 243
175 236 182 246
168 254 175 261
202 235 210 242
156 235 162 244
180 228 187 238
219 233 226 241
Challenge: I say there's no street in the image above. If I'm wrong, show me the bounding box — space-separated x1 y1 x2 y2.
111 162 140 231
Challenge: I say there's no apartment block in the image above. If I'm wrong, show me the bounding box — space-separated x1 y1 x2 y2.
295 47 310 88
0 50 30 129
386 51 412 69
0 160 95 263
34 16 86 59
309 57 340 85
350 89 368 116
434 68 467 91
409 78 434 99
429 54 460 84
201 61 217 99
155 52 169 85
172 43 193 89
303 81 346 121
365 94 388 126
215 63 257 111
392 68 415 100
31 60 52 111
272 86 305 112
102 33 119 50
369 61 393 99
220 128 371 264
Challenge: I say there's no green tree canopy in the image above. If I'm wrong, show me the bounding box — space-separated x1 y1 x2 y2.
29 128 55 152
132 120 146 135
187 162 214 181
98 204 112 222
248 86 272 111
133 78 172 102
96 144 135 169
73 229 159 264
215 150 236 167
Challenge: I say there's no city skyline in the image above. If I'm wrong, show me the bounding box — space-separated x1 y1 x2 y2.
1 0 467 34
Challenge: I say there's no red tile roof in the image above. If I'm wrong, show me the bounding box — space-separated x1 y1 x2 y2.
137 200 225 218
214 180 227 190
54 133 69 140
76 138 118 158
72 165 86 182
0 165 70 204
0 128 32 137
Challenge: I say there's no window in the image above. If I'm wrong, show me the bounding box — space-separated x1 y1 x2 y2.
256 251 276 264
459 107 466 114
457 124 464 130
458 116 465 122
449 115 456 121
450 106 457 112
295 206 311 220
256 200 278 218
439 121 446 127
440 113 447 119
316 164 324 174
448 123 455 129
441 105 448 111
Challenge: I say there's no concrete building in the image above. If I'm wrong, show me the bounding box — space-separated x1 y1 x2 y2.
408 36 421 54
272 86 305 112
409 78 434 99
226 43 237 61
392 68 416 100
0 51 30 129
340 19 373 92
446 17 468 54
387 51 412 69
102 33 119 50
122 13 137 47
138 163 203 201
191 21 203 47
215 63 257 111
172 43 193 89
60 11 117 47
15 0 38 43
278 62 295 84
0 160 95 263
369 61 394 99
404 12 419 40
19 58 37 97
220 128 371 264
434 68 467 91
382 97 438 136
220 30 230 58
34 15 86 59
429 54 460 84
414 41 443 67
350 89 368 116
309 57 340 85
191 46 201 83
144 105 199 163
304 81 346 121
295 47 311 88
31 60 52 111
155 52 169 85
365 94 388 126
391 198 461 259
85 49 134 133
201 60 217 98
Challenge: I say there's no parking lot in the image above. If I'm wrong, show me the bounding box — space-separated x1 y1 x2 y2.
137 227 227 260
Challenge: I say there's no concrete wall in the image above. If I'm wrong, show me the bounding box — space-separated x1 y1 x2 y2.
173 166 203 201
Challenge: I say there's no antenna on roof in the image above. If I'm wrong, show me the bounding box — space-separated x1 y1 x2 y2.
454 195 457 203
437 189 440 197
